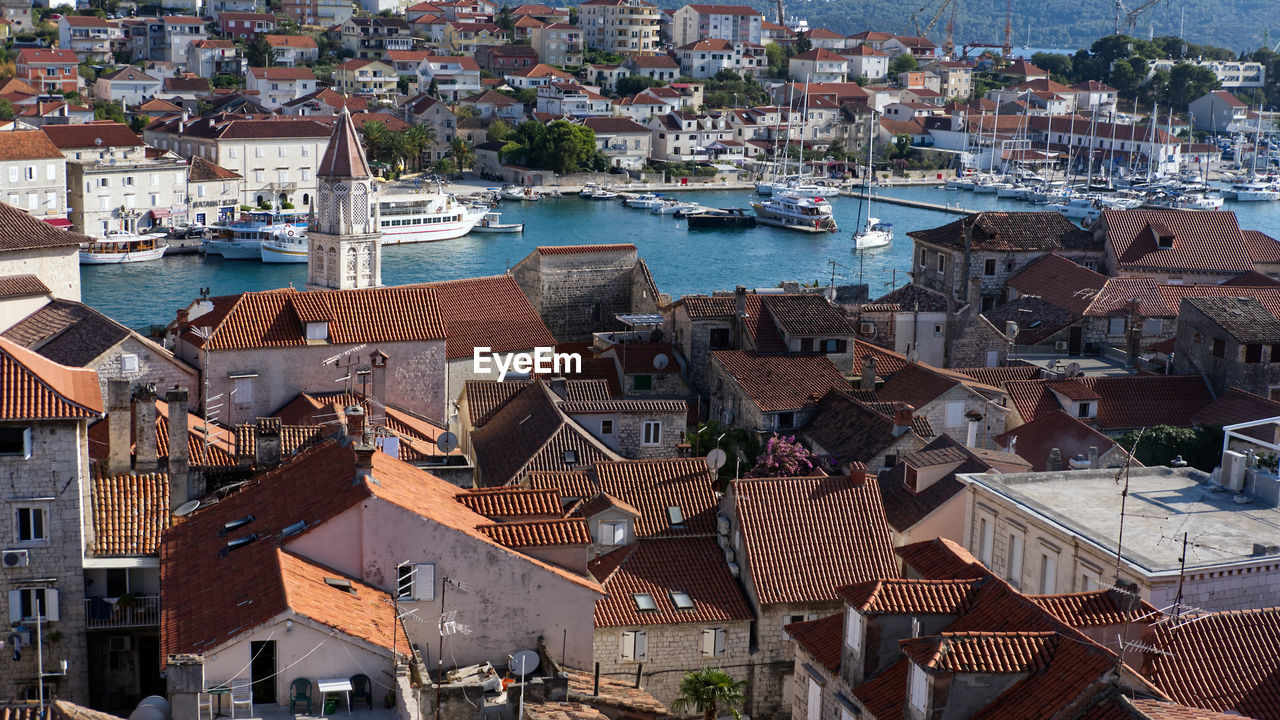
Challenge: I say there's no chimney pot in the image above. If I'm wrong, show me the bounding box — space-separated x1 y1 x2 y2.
166 386 192 510
1047 447 1063 471
133 384 159 472
1088 445 1100 469
354 443 376 483
892 403 914 436
369 350 388 428
345 404 367 441
254 417 283 470
860 355 877 391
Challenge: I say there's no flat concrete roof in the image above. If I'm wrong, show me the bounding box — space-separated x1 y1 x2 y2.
959 466 1280 575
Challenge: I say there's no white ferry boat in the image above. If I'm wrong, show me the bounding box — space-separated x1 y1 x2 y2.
750 192 837 233
260 230 308 263
205 209 309 259
378 194 484 244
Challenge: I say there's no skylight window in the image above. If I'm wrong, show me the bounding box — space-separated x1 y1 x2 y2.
670 590 694 610
280 521 306 538
632 593 657 611
324 577 354 593
667 506 685 528
222 514 255 535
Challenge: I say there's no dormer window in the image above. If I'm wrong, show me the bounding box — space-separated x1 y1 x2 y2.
599 519 629 546
1077 401 1095 419
305 321 329 341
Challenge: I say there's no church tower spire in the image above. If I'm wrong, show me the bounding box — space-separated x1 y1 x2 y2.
307 107 381 290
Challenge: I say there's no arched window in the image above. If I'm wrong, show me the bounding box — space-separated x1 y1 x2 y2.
345 245 357 283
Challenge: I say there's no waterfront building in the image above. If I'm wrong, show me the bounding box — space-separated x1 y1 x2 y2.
0 202 83 315
186 156 243 227
56 15 121 63
0 129 68 226
1148 58 1265 89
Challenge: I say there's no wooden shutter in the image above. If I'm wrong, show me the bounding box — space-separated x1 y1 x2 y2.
44 588 58 622
700 628 714 656
621 631 636 660
397 564 415 599
714 628 725 656
414 563 436 601
8 590 20 623
634 630 647 659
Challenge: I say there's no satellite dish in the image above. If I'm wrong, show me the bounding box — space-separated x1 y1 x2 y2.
174 499 200 517
1004 321 1019 339
706 448 727 471
436 431 459 454
510 649 540 678
1065 362 1082 378
653 353 669 371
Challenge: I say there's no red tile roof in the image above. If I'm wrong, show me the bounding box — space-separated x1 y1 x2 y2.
423 274 555 360
188 156 242 181
458 487 564 517
181 286 445 350
1191 387 1280 440
0 336 103 419
0 130 62 161
711 350 848 413
902 630 1058 673
1141 605 1280 718
1004 375 1214 431
838 578 978 615
1102 210 1254 274
895 537 987 580
43 121 142 149
16 48 79 65
591 458 719 537
731 474 899 605
479 518 591 547
950 363 1041 387
785 613 842 671
1028 590 1158 628
803 390 926 465
317 108 371 179
1006 253 1107 314
684 3 761 16
589 537 753 627
993 410 1123 472
91 472 171 557
251 66 315 80
1243 230 1280 263
0 274 50 299
907 212 1099 253
265 34 317 48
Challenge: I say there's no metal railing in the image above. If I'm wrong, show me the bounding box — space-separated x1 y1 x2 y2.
84 595 160 629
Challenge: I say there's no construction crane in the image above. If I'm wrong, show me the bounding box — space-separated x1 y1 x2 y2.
1114 0 1167 35
1002 0 1012 57
943 0 958 58
907 0 953 39
775 0 785 26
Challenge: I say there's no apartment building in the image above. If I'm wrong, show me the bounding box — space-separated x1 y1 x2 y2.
280 0 353 27
185 39 243 77
416 55 482 101
218 11 278 40
676 37 764 79
340 16 413 59
246 66 317 108
334 59 398 98
144 115 331 208
125 16 207 67
1148 58 1266 89
529 22 583 66
0 130 67 225
57 15 121 63
579 0 660 55
671 3 762 47
15 48 80 95
264 34 319 65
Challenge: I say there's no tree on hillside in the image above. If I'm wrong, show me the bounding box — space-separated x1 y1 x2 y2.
615 74 662 96
1030 52 1072 81
1165 61 1220 108
1107 56 1148 97
244 35 276 67
765 42 788 76
889 53 918 76
794 31 812 54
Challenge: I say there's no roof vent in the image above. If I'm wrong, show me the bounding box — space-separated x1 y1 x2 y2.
220 514 255 536
324 577 354 593
280 521 306 538
222 534 259 554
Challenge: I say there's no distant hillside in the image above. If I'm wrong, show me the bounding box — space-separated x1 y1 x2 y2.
592 0 1278 55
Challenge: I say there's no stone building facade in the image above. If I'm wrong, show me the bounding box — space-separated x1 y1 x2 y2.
593 621 753 709
1173 295 1280 399
512 244 662 342
564 403 686 459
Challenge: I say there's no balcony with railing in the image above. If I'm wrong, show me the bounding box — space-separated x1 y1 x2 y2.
84 595 160 629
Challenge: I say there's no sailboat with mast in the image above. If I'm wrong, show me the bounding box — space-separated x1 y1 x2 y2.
852 112 892 251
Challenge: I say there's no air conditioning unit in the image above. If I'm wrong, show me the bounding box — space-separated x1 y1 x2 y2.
727 562 740 577
859 321 876 336
723 549 735 563
108 636 132 652
1054 341 1069 352
716 514 730 536
2 549 30 568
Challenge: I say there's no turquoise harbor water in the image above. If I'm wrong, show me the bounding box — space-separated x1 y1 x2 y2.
82 185 1280 330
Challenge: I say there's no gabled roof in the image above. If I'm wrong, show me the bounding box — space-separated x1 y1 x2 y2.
1191 387 1280 436
1003 375 1214 432
0 275 50 300
458 487 563 517
180 286 444 351
42 121 142 149
867 283 948 312
0 130 62 162
265 34 317 48
464 378 610 428
3 299 132 367
16 48 79 65
711 350 847 413
1141 605 1280 718
1102 209 1254 274
792 48 847 62
1029 590 1158 628
1006 253 1106 314
250 66 315 80
479 518 591 548
983 295 1078 345
762 294 855 336
804 390 923 464
91 472 171 557
993 409 1125 471
878 435 996 532
733 473 899 605
950 362 1041 387
589 537 753 627
188 156 242 181
1183 295 1280 343
896 536 986 580
908 212 1100 253
838 577 979 615
0 336 104 420
785 613 842 671
137 98 183 114
591 458 718 537
425 274 555 359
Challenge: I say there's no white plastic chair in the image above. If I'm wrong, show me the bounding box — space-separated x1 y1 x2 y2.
197 692 214 720
229 679 254 718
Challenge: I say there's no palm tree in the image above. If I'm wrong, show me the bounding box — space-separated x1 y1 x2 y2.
403 123 437 171
360 120 389 161
450 137 475 175
670 669 746 720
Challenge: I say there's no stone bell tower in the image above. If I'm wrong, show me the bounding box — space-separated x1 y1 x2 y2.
307 107 382 290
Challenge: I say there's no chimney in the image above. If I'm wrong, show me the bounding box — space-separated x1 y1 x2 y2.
549 376 568 399
166 387 191 510
860 355 877 391
133 384 159 473
844 461 868 486
968 275 982 310
1088 445 1100 469
107 380 131 476
369 350 388 428
892 403 914 436
1047 447 1063 471
734 285 747 350
254 417 282 470
354 442 375 483
176 308 189 331
965 410 982 448
345 405 367 441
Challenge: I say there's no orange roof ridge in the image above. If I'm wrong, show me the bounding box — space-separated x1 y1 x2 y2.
0 336 104 418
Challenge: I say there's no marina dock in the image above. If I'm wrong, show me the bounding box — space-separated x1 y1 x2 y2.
842 189 976 215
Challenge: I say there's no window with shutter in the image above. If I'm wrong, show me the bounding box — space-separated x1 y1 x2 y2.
699 627 726 656
806 678 821 720
621 630 647 660
414 563 435 601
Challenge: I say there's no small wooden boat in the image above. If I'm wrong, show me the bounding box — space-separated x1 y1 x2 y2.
470 211 523 233
80 231 169 264
685 208 756 229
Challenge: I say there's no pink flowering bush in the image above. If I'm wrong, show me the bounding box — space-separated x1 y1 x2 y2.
745 434 816 478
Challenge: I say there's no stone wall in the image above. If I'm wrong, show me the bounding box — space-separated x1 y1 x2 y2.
749 602 841 720
668 311 733 396
0 245 80 302
708 357 765 431
788 648 840 720
89 334 201 409
593 621 752 712
0 420 92 704
912 241 1102 307
913 386 1007 449
513 248 640 342
1173 304 1280 397
612 409 686 459
624 372 687 398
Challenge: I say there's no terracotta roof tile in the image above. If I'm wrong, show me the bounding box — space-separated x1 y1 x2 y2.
869 283 949 312
908 212 1100 253
0 130 62 161
188 156 242 181
761 295 855 336
804 390 920 465
536 244 635 255
479 517 591 547
1004 375 1214 432
879 436 991 532
1184 295 1280 343
592 458 718 537
838 578 979 615
785 613 842 671
559 399 686 413
1006 253 1107 314
0 274 50 299
589 537 752 627
950 362 1041 387
1102 210 1254 274
265 34 317 48
1126 698 1259 720
458 487 564 517
0 201 89 251
523 703 608 720
1028 590 1158 628
1141 605 1280 718
3 299 131 366
876 362 962 410
0 336 103 419
732 474 899 604
527 469 596 500
993 410 1124 472
711 350 847 413
562 668 670 716
895 537 988 580
1191 387 1280 439
902 630 1058 673
91 472 171 557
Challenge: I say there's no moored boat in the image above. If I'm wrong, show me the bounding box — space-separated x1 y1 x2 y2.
751 192 837 233
378 194 483 244
80 231 168 264
260 231 308 263
685 208 757 228
470 211 524 233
